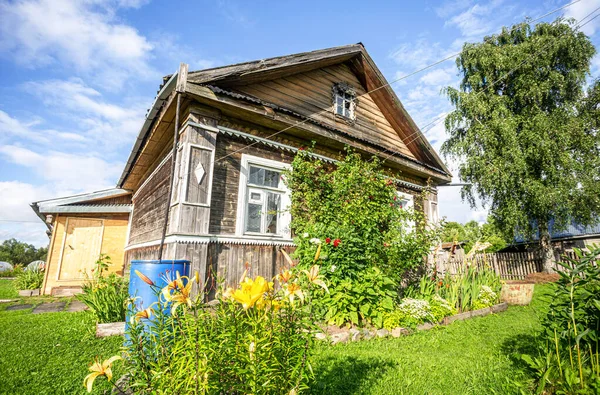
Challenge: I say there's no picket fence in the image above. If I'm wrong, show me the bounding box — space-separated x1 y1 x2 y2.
431 250 583 280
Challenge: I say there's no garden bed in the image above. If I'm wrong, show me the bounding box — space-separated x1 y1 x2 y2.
316 302 509 344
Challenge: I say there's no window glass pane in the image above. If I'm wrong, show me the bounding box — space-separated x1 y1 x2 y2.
246 203 262 232
265 192 280 234
336 95 344 115
249 166 280 188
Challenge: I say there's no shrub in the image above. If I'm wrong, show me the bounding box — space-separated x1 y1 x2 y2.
14 267 44 290
84 250 326 394
0 264 23 278
317 266 396 328
522 245 600 394
77 254 128 324
286 149 442 327
406 265 501 312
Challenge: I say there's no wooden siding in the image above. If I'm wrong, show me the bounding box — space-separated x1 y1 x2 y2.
42 213 129 295
209 134 295 235
232 63 415 159
125 242 294 298
169 121 218 236
129 158 171 245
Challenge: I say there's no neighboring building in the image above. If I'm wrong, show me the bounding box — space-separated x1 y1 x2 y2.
31 189 132 295
501 220 600 255
32 44 451 294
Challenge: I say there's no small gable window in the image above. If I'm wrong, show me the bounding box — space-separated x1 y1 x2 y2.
332 83 357 121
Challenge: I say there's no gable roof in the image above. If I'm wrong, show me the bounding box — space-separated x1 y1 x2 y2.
118 43 451 188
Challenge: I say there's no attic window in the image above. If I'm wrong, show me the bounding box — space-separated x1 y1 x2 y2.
332 83 357 121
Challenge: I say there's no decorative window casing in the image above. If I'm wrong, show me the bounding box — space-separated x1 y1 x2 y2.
396 191 415 230
236 154 291 238
332 82 357 121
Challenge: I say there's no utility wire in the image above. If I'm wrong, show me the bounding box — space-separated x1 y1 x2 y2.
208 0 584 166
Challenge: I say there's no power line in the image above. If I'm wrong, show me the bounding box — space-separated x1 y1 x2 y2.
209 0 583 166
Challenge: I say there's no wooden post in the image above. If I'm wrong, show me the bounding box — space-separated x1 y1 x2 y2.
158 63 189 261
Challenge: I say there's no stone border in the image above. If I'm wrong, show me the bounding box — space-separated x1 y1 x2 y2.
97 322 126 337
317 302 509 344
18 289 40 297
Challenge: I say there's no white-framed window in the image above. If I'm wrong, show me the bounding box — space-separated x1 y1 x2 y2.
236 154 291 238
429 201 439 224
396 191 415 230
333 83 357 121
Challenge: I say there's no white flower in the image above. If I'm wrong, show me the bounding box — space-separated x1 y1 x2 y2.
330 265 337 272
303 233 309 238
309 238 321 245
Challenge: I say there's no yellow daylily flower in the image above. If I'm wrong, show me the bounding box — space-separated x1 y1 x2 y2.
277 269 292 284
162 273 193 313
83 356 122 393
134 306 153 322
284 283 304 304
231 276 271 310
303 265 329 293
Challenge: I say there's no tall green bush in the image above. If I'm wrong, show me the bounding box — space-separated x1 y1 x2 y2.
14 267 44 290
285 149 441 327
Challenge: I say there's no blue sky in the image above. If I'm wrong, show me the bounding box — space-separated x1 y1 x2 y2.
1 0 600 247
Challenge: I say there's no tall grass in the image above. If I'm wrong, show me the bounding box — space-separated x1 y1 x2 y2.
406 262 502 312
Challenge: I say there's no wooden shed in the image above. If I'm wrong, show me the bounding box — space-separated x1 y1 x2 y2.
31 189 132 296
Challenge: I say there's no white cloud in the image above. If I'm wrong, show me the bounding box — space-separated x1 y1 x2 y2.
564 0 600 36
0 181 51 247
0 145 122 191
19 78 145 146
420 67 455 86
0 110 87 145
390 39 451 70
0 0 156 89
435 0 474 18
445 0 505 39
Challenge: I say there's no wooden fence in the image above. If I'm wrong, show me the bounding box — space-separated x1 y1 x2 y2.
431 250 575 280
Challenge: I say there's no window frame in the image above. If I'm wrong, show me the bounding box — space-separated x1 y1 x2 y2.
235 154 291 238
332 83 357 122
396 191 415 230
181 143 215 207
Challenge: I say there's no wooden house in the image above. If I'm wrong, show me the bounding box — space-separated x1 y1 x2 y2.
32 43 451 294
31 189 132 295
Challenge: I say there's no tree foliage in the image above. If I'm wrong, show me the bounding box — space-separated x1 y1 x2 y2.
441 19 600 269
284 149 442 327
0 238 47 266
441 217 508 252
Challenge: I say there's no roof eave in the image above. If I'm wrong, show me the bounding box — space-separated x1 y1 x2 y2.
117 72 178 188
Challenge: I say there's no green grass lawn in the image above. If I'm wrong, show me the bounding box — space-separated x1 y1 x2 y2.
0 278 18 299
0 283 552 394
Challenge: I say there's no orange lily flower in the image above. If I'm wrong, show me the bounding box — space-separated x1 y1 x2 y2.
135 270 154 286
134 307 153 322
